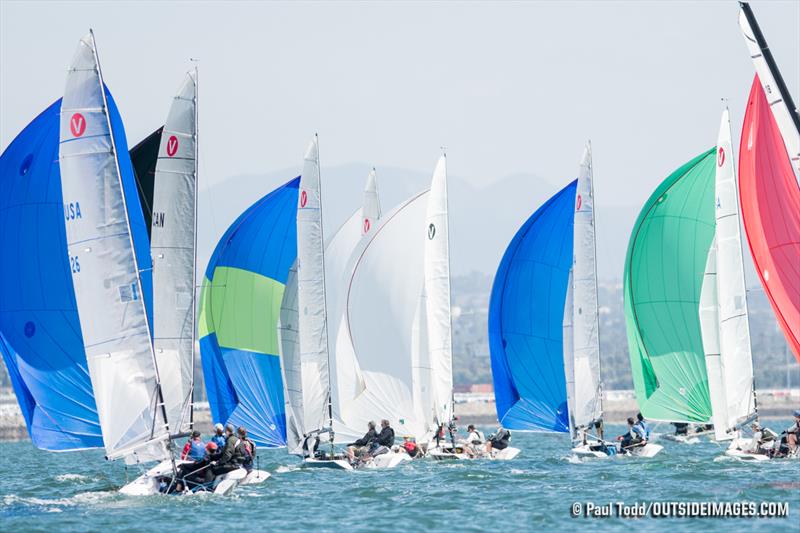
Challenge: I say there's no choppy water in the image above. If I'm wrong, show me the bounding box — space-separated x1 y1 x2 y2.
1 422 798 531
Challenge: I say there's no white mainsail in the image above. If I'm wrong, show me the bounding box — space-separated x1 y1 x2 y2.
423 156 454 427
567 144 603 434
739 3 800 174
562 269 576 438
58 32 169 463
701 110 757 441
151 70 197 434
281 167 384 451
295 135 331 440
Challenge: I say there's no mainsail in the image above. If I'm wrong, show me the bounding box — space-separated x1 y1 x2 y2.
58 33 167 463
199 178 299 447
739 2 800 175
423 156 454 428
624 150 715 423
0 99 103 451
151 70 198 434
738 79 800 362
700 110 757 441
489 180 577 432
565 145 602 436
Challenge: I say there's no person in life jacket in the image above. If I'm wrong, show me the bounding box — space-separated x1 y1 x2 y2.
177 442 221 487
237 426 257 472
211 424 245 477
401 436 421 458
485 427 511 454
181 431 206 461
211 423 227 449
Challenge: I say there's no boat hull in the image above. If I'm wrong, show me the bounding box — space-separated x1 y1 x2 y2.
302 458 353 470
119 459 249 496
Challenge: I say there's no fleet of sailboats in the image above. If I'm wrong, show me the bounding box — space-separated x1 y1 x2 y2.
0 1 798 496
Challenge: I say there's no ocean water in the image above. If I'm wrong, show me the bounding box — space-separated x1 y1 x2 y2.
1 422 798 532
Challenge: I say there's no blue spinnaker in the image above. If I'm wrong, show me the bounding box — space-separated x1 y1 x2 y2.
489 180 577 432
199 178 299 447
0 90 152 451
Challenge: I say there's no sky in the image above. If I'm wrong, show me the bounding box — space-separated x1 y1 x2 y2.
1 0 798 279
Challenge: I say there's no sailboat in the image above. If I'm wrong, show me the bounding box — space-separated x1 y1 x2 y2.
737 2 800 363
490 145 643 458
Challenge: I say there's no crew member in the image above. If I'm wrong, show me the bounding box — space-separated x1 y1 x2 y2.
181 430 206 461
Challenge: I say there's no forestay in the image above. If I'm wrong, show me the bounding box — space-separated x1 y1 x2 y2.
58 33 167 463
700 111 757 441
151 70 198 434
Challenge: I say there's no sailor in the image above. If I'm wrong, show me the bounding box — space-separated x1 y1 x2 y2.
774 410 800 457
484 427 511 455
744 422 765 454
402 436 421 458
635 413 651 441
593 419 605 441
370 419 395 456
178 442 220 487
237 426 257 473
346 421 378 461
211 423 227 449
672 422 689 436
617 417 643 449
459 424 484 457
181 430 206 461
211 423 245 476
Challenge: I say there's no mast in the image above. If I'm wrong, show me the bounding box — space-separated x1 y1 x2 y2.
585 141 603 423
739 2 800 173
89 30 171 444
317 134 335 448
189 64 199 429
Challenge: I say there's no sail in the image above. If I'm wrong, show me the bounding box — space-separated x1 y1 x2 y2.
362 168 381 235
423 156 454 427
489 180 577 432
283 169 383 451
199 178 298 448
739 78 800 362
739 2 800 174
129 126 163 238
343 190 432 440
58 33 165 463
151 71 197 434
295 136 331 436
569 145 602 431
701 111 757 441
562 270 576 438
624 150 715 423
0 99 103 451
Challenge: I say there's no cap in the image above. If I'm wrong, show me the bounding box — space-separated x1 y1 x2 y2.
205 442 218 451
214 423 224 431
191 430 201 438
793 410 800 417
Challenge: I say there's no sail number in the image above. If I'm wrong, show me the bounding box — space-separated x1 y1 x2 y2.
70 255 81 273
64 201 82 221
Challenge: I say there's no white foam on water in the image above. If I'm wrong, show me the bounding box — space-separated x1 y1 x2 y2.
275 465 298 474
55 473 91 483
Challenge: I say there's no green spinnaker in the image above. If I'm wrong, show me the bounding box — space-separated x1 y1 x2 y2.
624 149 716 423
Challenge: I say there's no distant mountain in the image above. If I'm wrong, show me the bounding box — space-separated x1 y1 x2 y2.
198 163 641 279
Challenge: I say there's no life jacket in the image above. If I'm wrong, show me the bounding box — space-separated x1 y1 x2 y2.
188 439 205 461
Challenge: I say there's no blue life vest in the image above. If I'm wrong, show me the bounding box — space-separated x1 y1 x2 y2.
188 439 205 461
211 434 226 449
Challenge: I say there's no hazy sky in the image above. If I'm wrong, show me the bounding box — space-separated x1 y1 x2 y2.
1 0 798 278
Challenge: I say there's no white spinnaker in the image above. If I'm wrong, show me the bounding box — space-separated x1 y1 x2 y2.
739 5 800 174
562 269 576 439
59 33 168 463
699 239 727 439
151 70 197 434
362 168 381 235
570 144 603 430
710 110 757 440
295 136 331 438
344 190 431 441
423 156 454 427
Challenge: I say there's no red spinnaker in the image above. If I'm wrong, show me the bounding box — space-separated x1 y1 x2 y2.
739 76 800 363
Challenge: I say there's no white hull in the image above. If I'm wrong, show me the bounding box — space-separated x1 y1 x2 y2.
119 459 249 496
724 449 771 462
428 446 520 461
627 443 663 458
241 469 272 485
571 443 612 458
302 457 353 470
361 451 413 469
